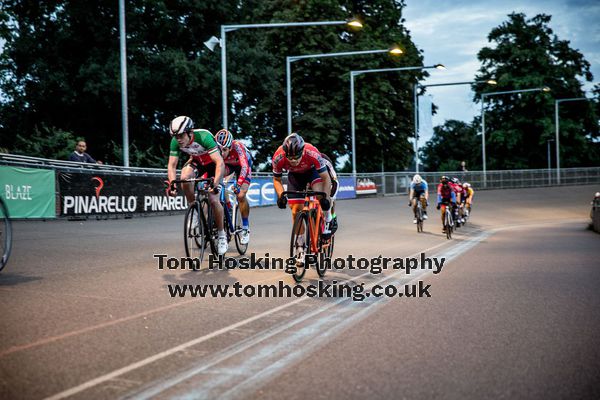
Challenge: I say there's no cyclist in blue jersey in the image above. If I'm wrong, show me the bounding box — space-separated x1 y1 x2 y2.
408 174 429 224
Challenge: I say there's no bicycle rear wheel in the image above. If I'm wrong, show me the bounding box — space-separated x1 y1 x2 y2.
233 203 248 255
313 210 328 278
200 198 218 256
445 209 453 239
0 199 12 272
184 204 205 268
290 212 310 282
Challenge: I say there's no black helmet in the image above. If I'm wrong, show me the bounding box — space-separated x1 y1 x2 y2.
451 177 460 184
440 175 449 184
282 133 305 160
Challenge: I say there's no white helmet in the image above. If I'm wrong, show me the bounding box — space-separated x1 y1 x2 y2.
463 182 471 188
169 116 194 137
412 174 422 184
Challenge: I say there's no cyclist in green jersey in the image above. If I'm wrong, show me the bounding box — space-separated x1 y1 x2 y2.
166 116 228 255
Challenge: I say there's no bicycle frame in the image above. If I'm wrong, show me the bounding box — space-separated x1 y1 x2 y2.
282 190 329 254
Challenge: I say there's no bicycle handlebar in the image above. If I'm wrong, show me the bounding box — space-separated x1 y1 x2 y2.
170 177 214 186
281 190 328 198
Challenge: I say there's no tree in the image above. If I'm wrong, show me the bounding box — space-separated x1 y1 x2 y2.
0 0 239 165
1 0 427 172
473 13 598 169
242 0 427 171
420 120 480 172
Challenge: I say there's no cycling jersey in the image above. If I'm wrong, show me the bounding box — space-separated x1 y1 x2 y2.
169 129 219 165
462 187 474 202
410 181 428 196
437 183 456 204
450 182 463 200
223 140 252 186
272 143 327 177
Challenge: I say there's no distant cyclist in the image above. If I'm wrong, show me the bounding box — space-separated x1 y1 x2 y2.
272 133 333 235
214 129 252 245
408 174 429 224
461 182 474 216
449 177 464 226
166 116 228 255
436 176 456 233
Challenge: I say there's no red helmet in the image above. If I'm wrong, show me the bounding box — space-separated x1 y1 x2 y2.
282 133 305 160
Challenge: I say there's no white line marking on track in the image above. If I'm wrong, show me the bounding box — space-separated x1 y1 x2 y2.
44 239 455 400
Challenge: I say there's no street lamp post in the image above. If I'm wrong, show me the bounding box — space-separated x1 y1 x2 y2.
350 64 445 176
555 97 588 184
547 139 554 184
480 87 551 187
413 79 496 172
212 19 362 129
118 0 129 167
286 47 402 133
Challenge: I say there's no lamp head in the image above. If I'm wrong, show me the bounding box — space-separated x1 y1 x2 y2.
203 36 221 52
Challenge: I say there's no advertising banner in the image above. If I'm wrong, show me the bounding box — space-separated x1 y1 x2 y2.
244 177 277 207
356 178 378 195
58 172 188 216
0 166 56 218
337 177 356 200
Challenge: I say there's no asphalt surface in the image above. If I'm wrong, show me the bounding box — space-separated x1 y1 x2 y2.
0 185 599 399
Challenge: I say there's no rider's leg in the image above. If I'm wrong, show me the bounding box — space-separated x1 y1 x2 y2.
420 195 427 213
411 197 418 217
180 165 196 204
237 182 250 227
208 191 225 231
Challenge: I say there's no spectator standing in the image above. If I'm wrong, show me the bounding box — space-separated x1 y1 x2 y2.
68 140 101 164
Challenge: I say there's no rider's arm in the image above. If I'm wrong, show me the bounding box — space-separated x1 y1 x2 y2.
167 155 179 183
273 176 284 199
423 182 429 200
210 152 226 185
234 142 251 186
409 188 414 198
451 191 457 203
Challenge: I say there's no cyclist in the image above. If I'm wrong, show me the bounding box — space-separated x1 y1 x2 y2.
462 182 474 216
318 153 339 237
214 129 252 245
166 116 228 255
408 174 429 224
436 176 456 233
449 177 464 226
273 133 333 235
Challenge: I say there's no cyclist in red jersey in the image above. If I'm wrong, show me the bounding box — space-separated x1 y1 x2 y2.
449 177 464 226
272 133 333 235
436 176 457 233
214 129 252 245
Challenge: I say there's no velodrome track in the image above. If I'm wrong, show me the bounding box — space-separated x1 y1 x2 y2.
1 186 599 399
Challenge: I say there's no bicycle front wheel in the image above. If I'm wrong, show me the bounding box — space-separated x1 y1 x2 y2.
184 204 205 268
445 210 453 239
290 212 310 282
0 199 12 272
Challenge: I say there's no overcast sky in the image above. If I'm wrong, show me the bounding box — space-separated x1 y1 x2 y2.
403 0 600 143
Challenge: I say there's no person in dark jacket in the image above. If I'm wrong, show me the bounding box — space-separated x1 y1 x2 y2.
68 141 100 163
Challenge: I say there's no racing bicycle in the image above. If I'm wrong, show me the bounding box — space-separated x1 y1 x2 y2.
282 190 334 282
172 178 247 266
441 202 454 239
415 197 426 233
0 197 12 272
